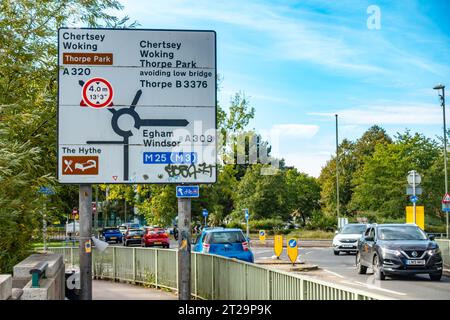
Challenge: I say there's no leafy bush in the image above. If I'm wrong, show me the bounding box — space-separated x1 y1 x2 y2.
249 218 284 231
226 220 246 229
425 225 446 233
306 211 336 231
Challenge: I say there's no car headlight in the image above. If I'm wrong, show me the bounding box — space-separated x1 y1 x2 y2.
427 248 441 255
381 247 401 257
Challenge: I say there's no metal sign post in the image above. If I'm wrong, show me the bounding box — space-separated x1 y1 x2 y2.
244 209 249 240
79 185 92 300
202 209 209 228
178 197 191 300
38 186 55 253
407 170 421 225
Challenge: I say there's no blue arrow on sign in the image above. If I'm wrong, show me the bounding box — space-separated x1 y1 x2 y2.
289 239 297 248
410 195 418 203
244 209 249 220
176 186 199 198
202 209 208 217
259 230 265 236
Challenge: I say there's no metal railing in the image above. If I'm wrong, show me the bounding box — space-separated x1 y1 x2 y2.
44 246 391 300
436 239 450 269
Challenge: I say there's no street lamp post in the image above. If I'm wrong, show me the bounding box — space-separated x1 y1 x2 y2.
335 114 340 225
434 84 448 238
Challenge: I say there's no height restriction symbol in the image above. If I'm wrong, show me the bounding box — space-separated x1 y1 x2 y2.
82 77 114 108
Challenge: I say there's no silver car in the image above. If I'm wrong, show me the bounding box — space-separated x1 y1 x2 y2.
332 223 368 255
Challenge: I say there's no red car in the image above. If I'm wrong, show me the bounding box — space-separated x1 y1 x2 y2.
142 227 170 248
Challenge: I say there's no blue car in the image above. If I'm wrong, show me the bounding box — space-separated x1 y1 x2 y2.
102 227 123 243
193 228 254 263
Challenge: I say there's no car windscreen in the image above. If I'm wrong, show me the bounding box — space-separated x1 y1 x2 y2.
206 231 246 244
378 226 427 240
147 229 165 234
341 225 366 234
129 230 143 236
105 229 120 233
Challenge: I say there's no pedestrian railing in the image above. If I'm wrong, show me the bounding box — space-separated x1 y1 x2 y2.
43 246 391 300
436 239 450 269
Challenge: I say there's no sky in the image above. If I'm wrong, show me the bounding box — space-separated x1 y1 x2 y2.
113 0 450 177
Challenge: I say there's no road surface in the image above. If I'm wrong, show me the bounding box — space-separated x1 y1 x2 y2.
252 246 450 300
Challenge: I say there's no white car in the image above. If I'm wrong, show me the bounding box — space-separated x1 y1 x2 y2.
332 223 368 255
66 221 80 236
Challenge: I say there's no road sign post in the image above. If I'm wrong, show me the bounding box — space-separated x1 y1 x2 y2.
243 209 249 240
38 186 55 253
178 197 191 300
407 170 421 225
79 185 92 300
202 208 208 227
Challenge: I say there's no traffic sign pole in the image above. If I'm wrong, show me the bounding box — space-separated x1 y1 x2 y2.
178 197 191 300
43 201 47 253
79 185 92 300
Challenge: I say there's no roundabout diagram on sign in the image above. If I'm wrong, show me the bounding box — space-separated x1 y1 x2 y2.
82 77 114 108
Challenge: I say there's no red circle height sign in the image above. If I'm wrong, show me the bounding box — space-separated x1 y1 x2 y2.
82 77 114 108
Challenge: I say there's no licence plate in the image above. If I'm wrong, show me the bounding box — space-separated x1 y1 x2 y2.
342 244 354 248
406 259 425 265
133 236 141 239
154 242 162 245
110 237 117 239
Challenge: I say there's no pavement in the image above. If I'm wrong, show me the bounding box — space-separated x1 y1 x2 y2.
93 280 177 300
252 247 450 300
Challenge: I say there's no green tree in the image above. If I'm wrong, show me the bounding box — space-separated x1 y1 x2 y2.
319 126 392 217
233 164 289 221
285 168 321 225
0 0 132 272
350 131 439 219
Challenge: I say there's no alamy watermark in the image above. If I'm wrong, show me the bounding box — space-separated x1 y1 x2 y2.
367 5 381 30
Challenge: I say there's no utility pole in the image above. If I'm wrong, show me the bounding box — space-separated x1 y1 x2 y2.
335 114 340 225
434 84 448 238
178 198 191 300
79 185 92 300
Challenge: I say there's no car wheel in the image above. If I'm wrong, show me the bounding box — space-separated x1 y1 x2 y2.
333 250 340 255
373 255 385 280
356 252 367 274
429 272 442 281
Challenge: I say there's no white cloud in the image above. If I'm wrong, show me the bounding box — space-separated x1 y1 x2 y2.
271 124 320 138
309 103 442 125
282 151 332 178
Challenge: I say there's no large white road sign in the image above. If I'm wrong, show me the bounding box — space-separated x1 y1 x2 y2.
58 28 216 184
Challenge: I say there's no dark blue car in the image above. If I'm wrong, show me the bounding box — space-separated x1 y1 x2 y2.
193 228 254 263
102 227 123 243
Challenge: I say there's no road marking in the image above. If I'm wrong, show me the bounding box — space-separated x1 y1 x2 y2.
304 251 313 255
323 269 345 279
354 281 407 296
